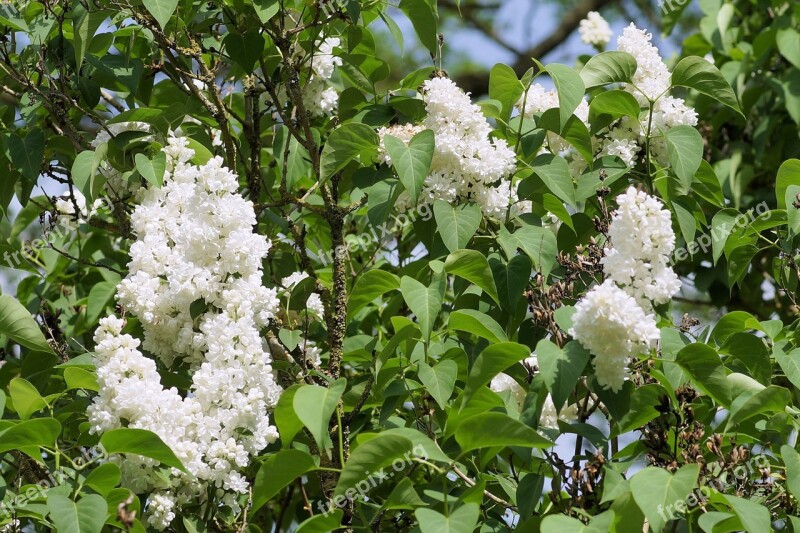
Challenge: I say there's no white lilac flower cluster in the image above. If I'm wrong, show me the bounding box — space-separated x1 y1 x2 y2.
598 24 698 167
579 11 612 47
89 136 291 530
304 37 342 117
517 23 698 173
489 354 578 428
569 187 680 392
378 77 521 218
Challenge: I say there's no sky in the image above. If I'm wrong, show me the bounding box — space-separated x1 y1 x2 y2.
437 0 680 70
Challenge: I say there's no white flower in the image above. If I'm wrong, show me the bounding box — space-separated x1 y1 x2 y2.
607 187 676 262
378 77 518 217
599 137 640 167
311 37 342 80
282 271 310 289
579 12 612 47
55 190 88 217
539 395 579 430
89 136 284 529
306 293 325 316
147 493 176 531
601 187 680 308
303 37 342 116
569 280 660 392
616 23 671 104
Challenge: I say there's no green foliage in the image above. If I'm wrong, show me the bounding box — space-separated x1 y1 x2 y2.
0 0 798 531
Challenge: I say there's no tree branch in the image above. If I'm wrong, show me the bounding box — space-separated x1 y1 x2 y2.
454 0 619 95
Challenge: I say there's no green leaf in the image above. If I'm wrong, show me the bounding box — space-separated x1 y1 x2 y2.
433 200 482 253
86 280 118 326
384 129 434 204
540 513 616 533
0 418 61 453
786 185 800 236
320 123 378 180
630 465 699 533
224 30 265 72
386 478 426 509
400 275 444 342
295 510 344 533
664 125 704 191
776 159 800 209
398 0 438 53
531 154 575 207
589 89 641 123
489 64 524 122
142 0 179 29
536 340 590 411
46 494 108 533
415 503 480 533
693 160 725 207
448 309 508 343
379 11 404 57
83 463 121 497
781 445 800 501
7 130 44 183
497 225 558 279
672 196 697 247
777 26 800 70
418 360 457 408
728 385 790 426
727 244 757 286
72 147 108 201
774 343 800 390
9 378 47 420
675 344 731 406
710 209 740 264
252 449 318 512
72 4 107 68
490 254 532 314
710 311 755 345
378 428 450 462
293 379 346 451
274 385 304 447
335 434 418 497
455 412 553 452
252 0 279 24
544 63 585 130
64 367 99 392
723 495 770 533
134 152 166 188
100 428 187 472
580 51 638 89
462 342 531 405
670 56 743 116
444 250 499 304
348 270 400 319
